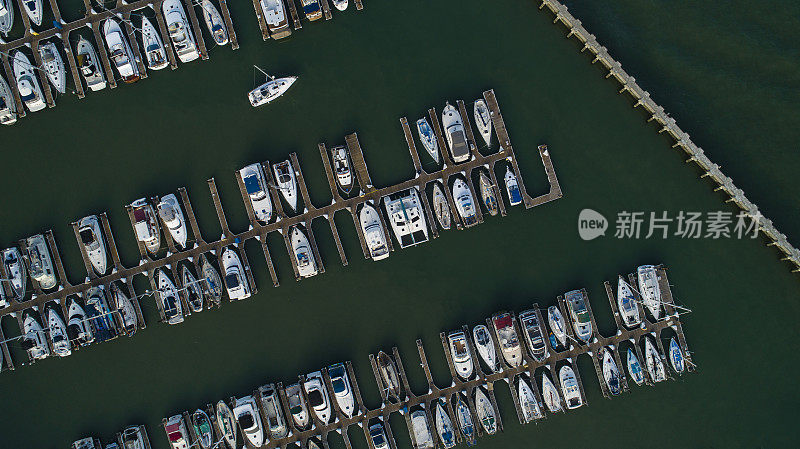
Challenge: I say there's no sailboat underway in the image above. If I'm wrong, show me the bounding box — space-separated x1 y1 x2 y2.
249 66 298 107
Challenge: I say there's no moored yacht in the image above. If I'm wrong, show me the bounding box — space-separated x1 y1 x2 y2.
233 395 265 447
559 365 583 409
637 265 662 319
47 307 71 357
249 75 298 106
447 330 474 380
431 182 451 230
285 383 310 429
163 0 200 63
157 194 188 249
473 99 493 147
416 117 440 164
626 348 644 385
517 375 542 422
13 50 46 112
190 410 213 449
222 247 250 300
473 388 497 435
164 414 190 449
260 0 291 39
67 298 93 346
240 163 273 224
0 72 17 125
140 16 169 70
22 311 49 360
157 269 183 325
76 37 107 91
540 372 561 413
39 42 66 93
103 18 140 83
565 289 593 343
410 408 434 449
215 400 237 449
644 336 666 382
78 215 108 275
451 176 477 226
22 0 42 27
201 258 223 305
504 166 522 206
304 371 332 423
258 384 288 439
601 347 621 395
328 362 356 418
547 305 567 348
332 0 348 11
617 276 641 328
3 247 26 300
121 426 148 449
200 0 228 45
472 324 499 373
181 265 203 313
669 337 685 373
478 171 498 216
291 226 318 278
110 282 137 335
300 0 322 21
377 350 402 401
331 145 353 193
368 424 389 449
434 400 456 449
359 203 389 261
85 288 117 340
131 198 161 254
454 394 475 445
383 188 429 248
491 312 522 368
25 234 56 290
0 0 13 36
519 309 548 362
273 159 299 211
441 102 469 163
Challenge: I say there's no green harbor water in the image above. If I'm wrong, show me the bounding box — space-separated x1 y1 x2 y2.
1 0 799 447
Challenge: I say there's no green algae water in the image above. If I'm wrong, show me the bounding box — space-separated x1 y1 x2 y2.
1 0 799 447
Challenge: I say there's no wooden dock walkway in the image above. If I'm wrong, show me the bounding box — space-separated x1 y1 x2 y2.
345 133 374 192
286 0 303 30
217 0 240 49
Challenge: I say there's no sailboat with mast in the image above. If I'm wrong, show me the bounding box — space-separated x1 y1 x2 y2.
248 66 298 107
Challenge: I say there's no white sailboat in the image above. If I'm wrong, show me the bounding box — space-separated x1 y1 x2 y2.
3 247 27 300
540 372 562 413
626 348 644 385
517 376 542 423
273 159 299 211
617 276 641 328
547 305 567 348
110 282 138 335
140 16 169 70
249 66 297 107
644 336 666 382
431 182 451 230
22 0 42 27
434 401 456 449
637 265 662 319
473 99 492 147
473 388 497 435
415 117 440 164
200 0 228 45
39 42 66 94
0 0 13 36
472 324 499 373
601 348 621 395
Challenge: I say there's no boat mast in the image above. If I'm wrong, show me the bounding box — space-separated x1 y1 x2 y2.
254 65 274 82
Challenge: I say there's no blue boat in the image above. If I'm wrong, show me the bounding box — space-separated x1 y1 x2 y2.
504 166 522 206
455 395 476 445
85 287 117 342
669 337 685 373
626 348 644 385
548 332 559 350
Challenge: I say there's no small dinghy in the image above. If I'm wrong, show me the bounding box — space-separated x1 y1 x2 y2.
0 0 13 36
330 145 353 194
249 67 298 107
431 182 451 230
454 395 475 444
518 375 542 422
451 177 477 226
192 409 213 449
434 400 456 449
547 306 567 348
504 166 522 206
559 365 583 409
473 388 497 435
540 372 562 413
22 0 42 27
472 324 499 373
644 336 666 382
617 276 641 328
3 247 26 300
201 257 223 306
158 269 183 325
669 337 685 373
601 347 621 395
626 348 644 385
39 42 66 94
332 0 348 11
181 265 204 313
0 72 18 125
478 171 498 216
140 16 168 70
110 282 137 336
47 307 71 357
201 0 228 45
76 37 107 91
359 203 390 261
13 50 46 112
273 159 299 211
416 117 440 164
473 99 492 147
216 400 238 449
377 350 402 401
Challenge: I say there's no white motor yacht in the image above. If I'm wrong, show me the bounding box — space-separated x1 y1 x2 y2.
47 307 71 357
517 375 542 423
291 226 318 278
504 166 522 206
200 0 228 45
157 269 183 325
121 426 148 449
447 330 474 380
0 72 17 125
222 247 250 300
540 372 561 413
472 324 499 373
25 234 56 290
103 18 140 83
164 414 190 449
233 395 265 447
332 0 348 11
23 312 50 361
272 159 299 211
304 371 332 423
22 0 42 27
491 312 522 368
249 75 297 107
415 117 440 164
565 289 593 343
519 309 548 362
13 50 46 112
285 383 310 429
644 336 666 382
3 247 26 300
331 145 353 193
473 99 493 147
163 0 200 63
131 198 161 254
78 215 108 275
431 182 451 230
559 365 583 409
215 400 238 449
328 362 356 418
39 42 66 93
66 298 93 346
240 163 273 223
382 188 429 248
157 194 188 249
617 276 641 328
260 0 291 39
451 177 477 226
76 37 107 91
258 384 288 439
140 16 169 70
547 305 567 348
359 203 389 261
441 102 470 163
637 265 662 319
0 0 13 36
